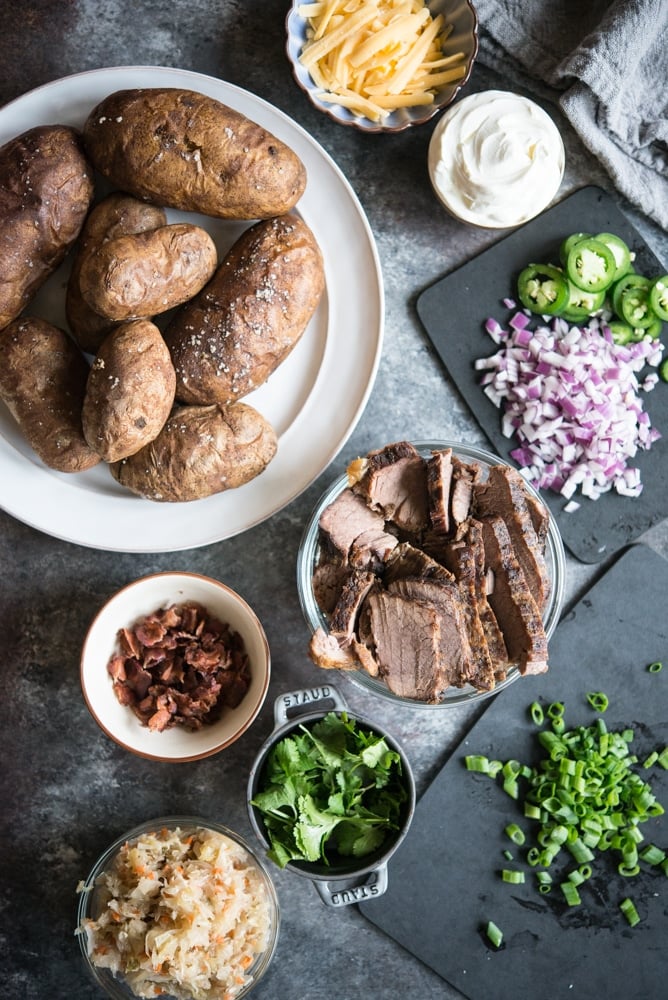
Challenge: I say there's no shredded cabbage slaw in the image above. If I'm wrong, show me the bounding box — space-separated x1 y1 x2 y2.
77 826 273 1000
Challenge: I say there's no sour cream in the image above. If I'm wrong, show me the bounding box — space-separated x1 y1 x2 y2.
428 90 565 228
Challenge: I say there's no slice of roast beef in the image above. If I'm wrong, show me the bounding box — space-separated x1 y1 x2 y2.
426 447 453 534
308 627 361 671
312 556 350 616
365 589 447 702
329 570 377 643
383 541 455 586
473 464 551 611
464 519 510 680
522 486 550 550
351 440 429 534
349 526 398 571
438 536 497 691
479 515 548 675
318 487 386 560
450 456 480 527
388 576 479 689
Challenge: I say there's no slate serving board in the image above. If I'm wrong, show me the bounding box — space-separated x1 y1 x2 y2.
360 543 668 1000
416 186 668 564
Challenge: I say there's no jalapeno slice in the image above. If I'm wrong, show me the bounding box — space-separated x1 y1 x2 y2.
649 275 668 321
562 281 605 321
517 263 570 316
606 320 634 345
559 232 590 268
566 237 617 292
619 284 656 329
594 232 633 282
611 272 650 318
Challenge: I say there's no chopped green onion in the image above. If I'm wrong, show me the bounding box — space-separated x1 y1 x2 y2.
658 747 668 770
486 921 503 948
505 823 526 845
465 755 491 773
530 701 544 725
501 868 525 884
643 751 659 768
619 897 640 927
639 844 666 866
547 701 565 719
561 881 581 906
586 691 609 712
648 661 663 673
503 849 514 861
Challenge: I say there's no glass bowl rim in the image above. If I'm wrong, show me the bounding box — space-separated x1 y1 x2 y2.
296 439 567 709
76 815 280 1000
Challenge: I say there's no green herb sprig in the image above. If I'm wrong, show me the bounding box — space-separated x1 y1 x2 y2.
251 712 408 868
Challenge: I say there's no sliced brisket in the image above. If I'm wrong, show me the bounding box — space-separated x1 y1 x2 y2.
464 519 509 680
318 487 386 560
426 447 453 534
351 440 430 534
365 589 448 703
438 535 497 691
479 515 548 675
329 570 377 644
450 456 479 527
473 465 551 611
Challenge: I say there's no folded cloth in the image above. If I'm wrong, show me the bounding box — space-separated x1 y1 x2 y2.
472 0 668 229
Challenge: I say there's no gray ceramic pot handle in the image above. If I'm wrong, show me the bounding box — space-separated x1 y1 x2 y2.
272 684 348 728
314 864 389 907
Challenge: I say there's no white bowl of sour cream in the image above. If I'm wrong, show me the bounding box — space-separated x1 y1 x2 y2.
428 89 565 228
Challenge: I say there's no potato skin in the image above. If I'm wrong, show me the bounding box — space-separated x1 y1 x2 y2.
110 402 278 502
0 125 94 330
82 319 176 463
164 215 325 405
82 88 307 220
0 317 100 472
78 223 218 322
66 193 167 353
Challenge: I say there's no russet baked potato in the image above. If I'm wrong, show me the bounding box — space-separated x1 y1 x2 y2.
82 88 307 220
0 125 94 330
0 316 100 472
66 193 167 354
164 214 325 405
110 401 278 502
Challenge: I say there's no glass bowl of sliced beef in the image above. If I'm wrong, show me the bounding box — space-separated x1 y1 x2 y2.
297 441 566 707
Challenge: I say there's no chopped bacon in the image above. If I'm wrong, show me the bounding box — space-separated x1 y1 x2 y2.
107 601 250 731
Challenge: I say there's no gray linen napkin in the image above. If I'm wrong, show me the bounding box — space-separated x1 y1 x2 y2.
472 0 668 229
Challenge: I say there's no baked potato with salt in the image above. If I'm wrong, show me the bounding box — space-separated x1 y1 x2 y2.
82 88 307 220
110 402 278 502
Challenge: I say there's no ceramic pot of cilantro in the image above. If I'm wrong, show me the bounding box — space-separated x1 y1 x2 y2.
247 684 416 907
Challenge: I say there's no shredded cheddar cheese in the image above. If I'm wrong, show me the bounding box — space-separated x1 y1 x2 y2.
298 0 467 121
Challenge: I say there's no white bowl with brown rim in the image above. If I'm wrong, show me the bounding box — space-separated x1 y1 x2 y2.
80 572 270 761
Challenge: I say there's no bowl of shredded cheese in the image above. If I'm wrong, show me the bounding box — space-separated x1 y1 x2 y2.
76 817 279 1000
286 0 479 132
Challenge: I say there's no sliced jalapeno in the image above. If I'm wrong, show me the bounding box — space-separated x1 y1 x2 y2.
562 281 605 321
566 237 617 292
517 263 570 316
649 275 668 321
619 284 655 329
594 232 633 282
559 232 590 267
611 272 650 318
606 320 634 345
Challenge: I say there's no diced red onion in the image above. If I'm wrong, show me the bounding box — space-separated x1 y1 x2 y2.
479 312 665 503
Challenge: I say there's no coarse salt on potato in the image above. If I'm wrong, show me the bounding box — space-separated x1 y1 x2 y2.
298 0 467 121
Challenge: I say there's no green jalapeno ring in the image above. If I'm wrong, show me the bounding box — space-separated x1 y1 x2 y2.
517 263 570 316
566 237 617 293
649 275 668 322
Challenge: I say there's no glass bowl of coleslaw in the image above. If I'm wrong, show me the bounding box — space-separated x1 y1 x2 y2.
285 0 478 133
76 816 280 1000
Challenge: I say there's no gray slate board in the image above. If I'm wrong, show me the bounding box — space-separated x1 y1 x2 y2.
360 543 668 1000
416 186 668 563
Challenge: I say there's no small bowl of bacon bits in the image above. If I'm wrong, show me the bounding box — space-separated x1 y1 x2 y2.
80 572 270 761
285 0 478 133
297 440 566 708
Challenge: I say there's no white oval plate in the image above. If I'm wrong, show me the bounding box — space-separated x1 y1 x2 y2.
0 66 384 552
